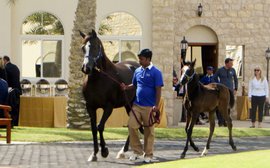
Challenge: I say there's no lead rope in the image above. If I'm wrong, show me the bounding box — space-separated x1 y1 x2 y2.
94 66 159 127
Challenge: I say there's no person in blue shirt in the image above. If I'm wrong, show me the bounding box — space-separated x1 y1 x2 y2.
213 58 238 127
213 58 238 93
200 66 214 85
121 49 164 163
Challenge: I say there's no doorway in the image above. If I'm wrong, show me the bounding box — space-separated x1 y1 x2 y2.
186 43 218 76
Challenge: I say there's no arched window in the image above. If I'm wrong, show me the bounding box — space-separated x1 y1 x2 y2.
98 12 142 63
21 12 64 78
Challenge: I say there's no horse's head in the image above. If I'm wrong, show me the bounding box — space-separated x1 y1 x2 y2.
80 29 103 75
180 59 196 85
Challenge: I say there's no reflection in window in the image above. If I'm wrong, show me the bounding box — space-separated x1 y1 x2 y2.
226 45 243 77
102 40 119 63
22 40 62 78
98 12 142 63
42 41 62 77
186 46 203 74
22 12 64 35
21 12 64 78
22 40 41 78
98 12 142 36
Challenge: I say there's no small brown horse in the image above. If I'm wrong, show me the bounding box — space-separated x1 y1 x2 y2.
179 60 237 158
80 29 141 161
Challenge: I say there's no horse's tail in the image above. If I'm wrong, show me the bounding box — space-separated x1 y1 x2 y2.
229 89 235 108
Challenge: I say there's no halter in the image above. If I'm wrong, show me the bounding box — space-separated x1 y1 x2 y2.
83 40 103 72
184 71 196 83
91 46 103 66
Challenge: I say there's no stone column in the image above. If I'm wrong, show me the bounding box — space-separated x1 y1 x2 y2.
152 0 176 126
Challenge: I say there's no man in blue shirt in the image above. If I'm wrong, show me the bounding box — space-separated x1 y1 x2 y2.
121 49 163 163
213 58 238 126
200 66 214 85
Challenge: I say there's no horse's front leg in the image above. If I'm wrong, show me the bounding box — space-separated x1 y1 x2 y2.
87 106 99 162
98 105 113 158
181 112 198 159
201 111 215 156
185 111 199 152
185 110 191 133
225 109 237 151
117 105 132 159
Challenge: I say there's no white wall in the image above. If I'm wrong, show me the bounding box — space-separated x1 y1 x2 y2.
8 0 152 82
10 0 78 82
96 0 152 49
0 1 11 56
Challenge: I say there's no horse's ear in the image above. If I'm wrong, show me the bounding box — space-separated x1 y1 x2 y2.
79 30 86 38
191 59 196 67
91 29 97 38
181 59 187 66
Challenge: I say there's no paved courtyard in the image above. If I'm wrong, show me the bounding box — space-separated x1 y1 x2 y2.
1 119 270 168
0 137 270 168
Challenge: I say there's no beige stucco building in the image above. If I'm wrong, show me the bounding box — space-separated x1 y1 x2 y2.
1 0 270 127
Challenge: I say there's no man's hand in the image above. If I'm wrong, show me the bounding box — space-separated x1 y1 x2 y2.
120 83 127 90
152 106 159 112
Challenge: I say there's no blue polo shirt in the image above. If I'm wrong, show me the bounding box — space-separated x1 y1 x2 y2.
200 74 214 85
132 63 164 107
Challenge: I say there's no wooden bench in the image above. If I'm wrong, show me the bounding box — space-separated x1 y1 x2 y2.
0 105 12 143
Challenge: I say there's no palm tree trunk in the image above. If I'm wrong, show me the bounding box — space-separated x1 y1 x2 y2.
67 0 97 129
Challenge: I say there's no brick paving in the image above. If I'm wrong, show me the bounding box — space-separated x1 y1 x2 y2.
1 119 270 168
1 137 270 168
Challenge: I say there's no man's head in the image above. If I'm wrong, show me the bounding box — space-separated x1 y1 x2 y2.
206 66 214 75
225 58 233 69
3 55 10 65
138 49 152 67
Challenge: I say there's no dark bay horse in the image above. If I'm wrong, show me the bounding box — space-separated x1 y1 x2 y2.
179 60 237 158
80 29 140 161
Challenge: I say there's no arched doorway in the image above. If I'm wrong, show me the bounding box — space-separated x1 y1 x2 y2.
185 25 218 76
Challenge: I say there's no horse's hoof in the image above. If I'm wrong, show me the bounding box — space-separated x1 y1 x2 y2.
194 147 200 152
101 147 109 158
180 153 186 159
88 153 98 162
232 145 237 151
200 153 206 157
116 148 126 159
201 148 208 157
116 152 126 159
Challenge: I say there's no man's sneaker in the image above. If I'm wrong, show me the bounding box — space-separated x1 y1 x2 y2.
143 156 152 163
129 154 142 161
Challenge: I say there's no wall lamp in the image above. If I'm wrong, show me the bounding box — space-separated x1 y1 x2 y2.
180 36 188 60
198 3 203 17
